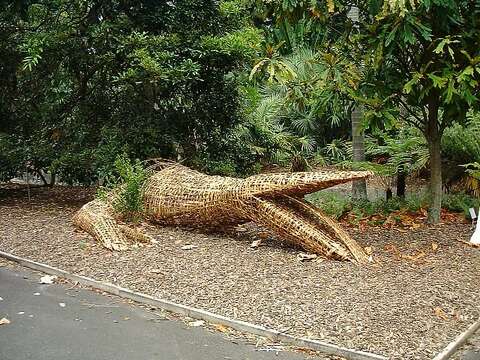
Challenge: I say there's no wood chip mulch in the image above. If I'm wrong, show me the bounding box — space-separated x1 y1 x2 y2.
1 184 479 359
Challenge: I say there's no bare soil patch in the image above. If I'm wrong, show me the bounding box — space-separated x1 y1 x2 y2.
1 184 479 359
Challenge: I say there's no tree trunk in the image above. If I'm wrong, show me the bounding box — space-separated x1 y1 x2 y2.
48 172 56 187
351 106 367 200
386 187 392 200
396 171 406 198
425 99 442 224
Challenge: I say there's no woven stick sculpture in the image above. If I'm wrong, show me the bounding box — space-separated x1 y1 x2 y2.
74 163 372 263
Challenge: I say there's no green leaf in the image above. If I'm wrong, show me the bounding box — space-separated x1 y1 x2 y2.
445 78 456 103
403 25 415 45
403 73 422 94
427 73 447 88
448 46 455 61
385 25 399 47
457 66 474 82
434 38 451 54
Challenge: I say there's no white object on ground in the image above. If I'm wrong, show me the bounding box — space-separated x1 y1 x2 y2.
250 240 262 248
181 245 198 250
59 302 66 308
33 292 40 296
0 318 10 325
469 208 477 221
39 275 57 284
188 320 205 327
470 219 480 245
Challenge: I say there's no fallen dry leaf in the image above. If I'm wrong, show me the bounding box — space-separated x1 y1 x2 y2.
431 242 439 251
0 318 10 325
434 307 449 320
364 246 373 255
213 324 229 332
402 251 426 262
293 347 318 356
258 232 270 240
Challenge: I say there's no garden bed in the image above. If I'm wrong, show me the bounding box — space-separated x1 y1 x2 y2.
1 184 479 359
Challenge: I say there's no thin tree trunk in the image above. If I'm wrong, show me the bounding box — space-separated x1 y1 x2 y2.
396 171 406 198
351 106 367 200
426 99 442 223
386 187 392 200
48 172 56 187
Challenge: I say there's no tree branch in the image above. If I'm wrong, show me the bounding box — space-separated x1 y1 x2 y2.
396 96 425 128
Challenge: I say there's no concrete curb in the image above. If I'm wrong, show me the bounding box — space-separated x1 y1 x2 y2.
432 318 480 360
0 250 386 360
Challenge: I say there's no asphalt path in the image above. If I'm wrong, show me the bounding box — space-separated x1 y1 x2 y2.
0 266 309 360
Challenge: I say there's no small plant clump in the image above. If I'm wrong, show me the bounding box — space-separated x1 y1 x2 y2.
97 154 147 223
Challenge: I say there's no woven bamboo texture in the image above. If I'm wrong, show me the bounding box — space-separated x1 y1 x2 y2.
74 163 372 263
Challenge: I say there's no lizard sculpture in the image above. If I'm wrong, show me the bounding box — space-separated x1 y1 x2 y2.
74 163 372 264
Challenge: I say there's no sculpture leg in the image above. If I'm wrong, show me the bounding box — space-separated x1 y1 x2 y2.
73 199 129 251
242 196 369 264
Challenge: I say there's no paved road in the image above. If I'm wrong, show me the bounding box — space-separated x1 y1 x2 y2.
459 345 480 360
0 266 308 360
464 351 480 360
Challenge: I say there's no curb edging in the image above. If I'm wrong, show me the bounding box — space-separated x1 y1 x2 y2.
0 250 386 360
432 318 480 360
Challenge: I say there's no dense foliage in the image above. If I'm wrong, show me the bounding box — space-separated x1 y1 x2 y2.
0 0 260 182
248 0 480 222
358 0 480 221
1 0 480 224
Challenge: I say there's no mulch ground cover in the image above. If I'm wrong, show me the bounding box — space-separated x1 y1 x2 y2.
1 184 479 359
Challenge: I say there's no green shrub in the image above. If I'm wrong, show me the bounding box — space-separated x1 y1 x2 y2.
307 191 429 218
97 154 147 222
307 189 479 222
442 112 480 165
442 192 480 219
404 194 427 212
305 191 351 219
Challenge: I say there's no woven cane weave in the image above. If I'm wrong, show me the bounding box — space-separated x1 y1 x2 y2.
74 163 372 263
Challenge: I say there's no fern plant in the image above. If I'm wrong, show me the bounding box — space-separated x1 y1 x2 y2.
365 127 429 177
